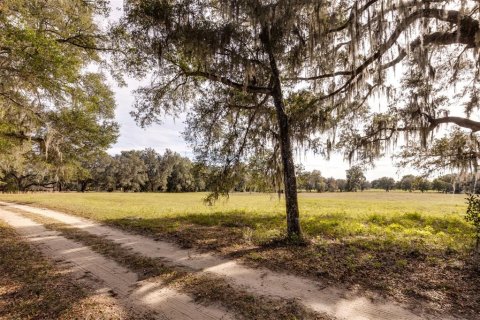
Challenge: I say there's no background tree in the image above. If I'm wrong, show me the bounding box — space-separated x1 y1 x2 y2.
113 151 147 192
325 177 338 192
346 166 366 192
305 170 323 192
432 178 452 193
191 163 209 192
0 145 51 192
414 177 432 193
78 152 115 192
399 175 416 192
0 0 118 186
360 179 371 191
157 150 181 191
167 157 194 192
336 179 348 192
372 177 396 192
140 148 163 192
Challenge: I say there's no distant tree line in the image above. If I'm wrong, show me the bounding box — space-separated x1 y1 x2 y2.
0 148 201 193
1 150 478 194
0 148 291 193
297 166 368 192
299 166 479 194
372 174 480 194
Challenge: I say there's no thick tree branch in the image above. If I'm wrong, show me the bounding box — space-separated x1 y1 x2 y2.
56 37 115 51
429 116 480 132
44 28 114 51
226 93 270 110
184 70 271 94
285 70 352 81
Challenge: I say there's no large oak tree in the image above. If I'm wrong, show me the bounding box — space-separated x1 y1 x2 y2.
116 0 362 237
0 0 118 178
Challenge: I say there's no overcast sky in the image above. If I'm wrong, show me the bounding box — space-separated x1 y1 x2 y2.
105 1 420 181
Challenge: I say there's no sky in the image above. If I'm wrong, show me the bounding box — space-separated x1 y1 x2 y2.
105 1 419 181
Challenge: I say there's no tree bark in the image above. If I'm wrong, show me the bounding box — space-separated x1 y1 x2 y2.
262 28 302 238
80 181 87 192
272 89 302 237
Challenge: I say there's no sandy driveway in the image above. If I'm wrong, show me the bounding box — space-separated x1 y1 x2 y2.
0 201 450 320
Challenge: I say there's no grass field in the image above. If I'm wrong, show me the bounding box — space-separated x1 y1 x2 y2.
0 191 478 317
0 191 472 250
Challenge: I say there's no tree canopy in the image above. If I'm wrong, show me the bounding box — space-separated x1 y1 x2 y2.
0 0 118 179
115 0 366 237
320 0 480 171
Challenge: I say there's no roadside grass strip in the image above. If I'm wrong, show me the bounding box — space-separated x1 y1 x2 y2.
1 202 436 320
0 220 130 320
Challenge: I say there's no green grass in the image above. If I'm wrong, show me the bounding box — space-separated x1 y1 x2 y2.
1 191 478 316
0 191 473 251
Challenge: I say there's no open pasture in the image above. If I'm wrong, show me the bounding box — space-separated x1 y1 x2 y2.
0 191 472 250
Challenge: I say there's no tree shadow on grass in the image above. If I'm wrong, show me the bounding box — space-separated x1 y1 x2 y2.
103 212 480 319
232 235 480 319
0 223 113 319
104 210 284 250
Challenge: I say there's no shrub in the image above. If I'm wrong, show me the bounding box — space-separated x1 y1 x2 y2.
465 194 480 253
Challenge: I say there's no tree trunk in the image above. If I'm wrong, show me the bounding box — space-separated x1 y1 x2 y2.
272 93 301 237
80 181 87 192
262 31 301 238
